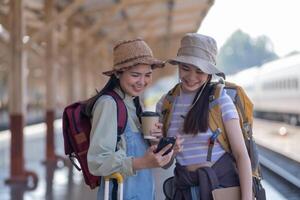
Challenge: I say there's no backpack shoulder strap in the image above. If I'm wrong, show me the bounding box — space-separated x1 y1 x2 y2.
208 81 254 151
104 90 128 135
209 82 262 179
161 83 181 137
208 82 231 153
221 81 254 137
233 83 254 127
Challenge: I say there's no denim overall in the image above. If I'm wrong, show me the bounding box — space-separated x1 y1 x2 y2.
97 122 155 200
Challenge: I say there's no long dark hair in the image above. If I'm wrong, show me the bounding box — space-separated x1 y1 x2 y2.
83 74 142 121
183 75 212 135
84 75 121 117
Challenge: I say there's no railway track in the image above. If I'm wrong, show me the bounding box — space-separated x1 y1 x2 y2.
258 145 300 199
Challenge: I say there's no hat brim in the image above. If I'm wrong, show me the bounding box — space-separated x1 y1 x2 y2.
167 55 224 77
103 57 164 76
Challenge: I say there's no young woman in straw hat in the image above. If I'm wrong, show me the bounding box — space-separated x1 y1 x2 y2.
86 39 174 200
156 33 252 200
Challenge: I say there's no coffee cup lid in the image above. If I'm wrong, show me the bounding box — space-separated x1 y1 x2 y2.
141 111 160 117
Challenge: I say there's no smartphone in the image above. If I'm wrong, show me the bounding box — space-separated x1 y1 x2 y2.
154 137 176 156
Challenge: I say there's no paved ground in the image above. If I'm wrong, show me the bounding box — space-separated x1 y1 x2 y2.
0 119 290 200
0 120 174 200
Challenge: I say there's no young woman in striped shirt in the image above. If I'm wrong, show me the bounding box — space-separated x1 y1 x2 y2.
156 33 252 200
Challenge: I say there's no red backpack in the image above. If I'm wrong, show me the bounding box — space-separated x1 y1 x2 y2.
62 90 128 189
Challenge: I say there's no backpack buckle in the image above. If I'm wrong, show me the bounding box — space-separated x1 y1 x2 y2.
209 95 215 102
69 153 82 171
207 128 222 162
210 128 221 143
162 109 168 115
218 77 225 84
243 122 251 132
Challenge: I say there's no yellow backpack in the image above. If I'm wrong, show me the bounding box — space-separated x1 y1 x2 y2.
161 80 265 199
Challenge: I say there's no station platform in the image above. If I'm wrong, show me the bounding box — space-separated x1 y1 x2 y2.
0 120 174 200
0 119 289 200
253 119 300 163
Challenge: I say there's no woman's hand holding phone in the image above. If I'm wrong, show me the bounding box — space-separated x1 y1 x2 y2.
132 140 174 170
154 137 176 156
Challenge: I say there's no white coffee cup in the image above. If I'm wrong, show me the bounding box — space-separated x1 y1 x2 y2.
141 111 160 139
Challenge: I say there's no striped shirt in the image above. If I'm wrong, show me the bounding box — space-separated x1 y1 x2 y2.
156 87 239 166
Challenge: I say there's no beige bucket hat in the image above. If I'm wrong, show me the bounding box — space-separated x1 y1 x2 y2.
168 33 224 77
103 38 164 76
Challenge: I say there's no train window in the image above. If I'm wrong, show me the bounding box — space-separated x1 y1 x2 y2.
291 78 298 89
288 79 293 89
294 79 297 89
284 80 287 89
291 79 295 89
286 78 297 89
278 80 282 89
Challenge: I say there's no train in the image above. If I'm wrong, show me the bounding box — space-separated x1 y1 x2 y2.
228 53 300 125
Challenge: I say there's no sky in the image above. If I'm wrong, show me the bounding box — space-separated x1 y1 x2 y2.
198 0 300 57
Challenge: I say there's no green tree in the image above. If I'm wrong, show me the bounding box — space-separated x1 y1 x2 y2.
217 29 278 75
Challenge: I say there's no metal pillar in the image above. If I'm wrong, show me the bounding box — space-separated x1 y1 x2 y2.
5 0 38 188
44 0 65 164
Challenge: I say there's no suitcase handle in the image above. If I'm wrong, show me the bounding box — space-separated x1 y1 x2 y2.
104 172 123 183
104 173 124 200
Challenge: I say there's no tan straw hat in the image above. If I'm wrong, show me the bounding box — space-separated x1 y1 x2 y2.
103 38 164 76
167 33 224 77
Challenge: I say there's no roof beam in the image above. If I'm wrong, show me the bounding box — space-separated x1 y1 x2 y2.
83 7 197 47
78 3 124 44
62 1 154 55
121 2 150 38
25 0 86 49
119 3 207 26
79 0 160 15
102 3 206 34
66 0 169 45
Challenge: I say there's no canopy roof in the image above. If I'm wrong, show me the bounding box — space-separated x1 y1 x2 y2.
0 0 214 105
0 0 214 69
